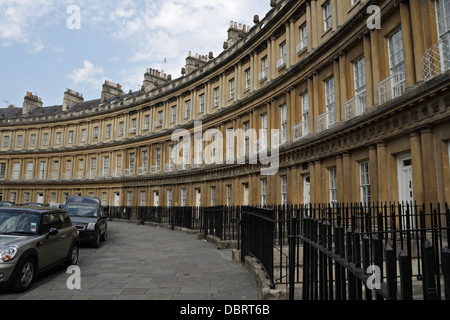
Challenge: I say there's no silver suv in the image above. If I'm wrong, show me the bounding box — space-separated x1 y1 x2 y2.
0 207 80 292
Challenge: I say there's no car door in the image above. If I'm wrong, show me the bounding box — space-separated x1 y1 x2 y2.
57 212 75 255
38 213 64 269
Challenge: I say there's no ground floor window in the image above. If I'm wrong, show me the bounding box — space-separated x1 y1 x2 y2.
360 161 371 205
329 168 337 204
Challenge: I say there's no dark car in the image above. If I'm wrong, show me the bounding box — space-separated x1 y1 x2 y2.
63 197 107 248
0 207 79 292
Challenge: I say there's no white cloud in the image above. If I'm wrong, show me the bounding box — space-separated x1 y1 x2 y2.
0 0 59 46
27 38 45 55
68 60 105 88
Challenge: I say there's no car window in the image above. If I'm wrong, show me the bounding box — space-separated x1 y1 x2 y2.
0 211 40 234
64 205 99 217
58 212 72 228
41 213 63 234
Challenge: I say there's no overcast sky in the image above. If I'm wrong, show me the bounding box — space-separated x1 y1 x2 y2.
0 0 271 107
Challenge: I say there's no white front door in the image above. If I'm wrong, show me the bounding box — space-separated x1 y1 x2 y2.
153 191 159 207
397 155 413 204
303 175 311 204
114 192 120 206
195 189 201 207
397 154 414 228
195 188 201 219
243 184 249 206
37 193 44 203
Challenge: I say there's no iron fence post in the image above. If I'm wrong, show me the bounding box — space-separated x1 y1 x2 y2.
442 246 450 300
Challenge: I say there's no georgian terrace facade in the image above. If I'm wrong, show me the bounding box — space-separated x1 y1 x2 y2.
0 0 449 208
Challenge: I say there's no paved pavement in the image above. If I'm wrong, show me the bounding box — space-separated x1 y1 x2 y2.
0 221 260 300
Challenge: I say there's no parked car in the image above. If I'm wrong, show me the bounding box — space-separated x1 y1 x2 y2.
0 207 79 292
23 203 44 207
0 202 14 207
63 196 107 248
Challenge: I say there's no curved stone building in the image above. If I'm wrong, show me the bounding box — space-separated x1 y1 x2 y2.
0 0 449 208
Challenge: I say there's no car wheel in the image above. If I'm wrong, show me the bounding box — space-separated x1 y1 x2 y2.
100 229 107 242
13 258 35 292
65 243 79 267
92 231 100 248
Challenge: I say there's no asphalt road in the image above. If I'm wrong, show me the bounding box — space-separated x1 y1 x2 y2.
0 221 260 300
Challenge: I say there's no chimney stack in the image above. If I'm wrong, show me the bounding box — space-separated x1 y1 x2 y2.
23 92 43 115
185 51 209 75
63 88 84 111
101 80 123 102
227 20 249 47
143 68 170 91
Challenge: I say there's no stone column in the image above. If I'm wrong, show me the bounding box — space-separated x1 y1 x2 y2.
333 57 342 123
339 52 347 122
311 0 319 48
306 1 313 51
307 75 315 133
342 152 352 203
285 22 291 69
369 145 378 203
314 160 323 203
420 127 438 206
399 0 416 87
409 0 425 82
410 131 424 205
309 162 316 203
370 29 381 105
376 141 388 203
336 154 344 203
363 32 374 108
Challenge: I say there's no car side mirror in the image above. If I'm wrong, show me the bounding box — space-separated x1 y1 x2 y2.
47 228 59 238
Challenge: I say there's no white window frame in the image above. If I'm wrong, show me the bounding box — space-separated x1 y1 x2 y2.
387 28 405 76
185 100 191 119
106 124 112 138
300 23 308 51
281 176 287 207
199 94 205 113
261 113 268 150
323 1 332 31
39 161 47 179
12 162 20 180
229 78 235 99
66 160 72 178
261 179 267 207
26 162 33 179
280 104 287 144
329 167 337 205
17 135 23 147
172 106 177 123
103 156 110 177
3 136 9 148
245 68 251 91
211 187 216 206
167 189 173 207
214 87 220 107
226 185 232 207
127 191 133 207
360 161 371 205
302 92 309 134
90 158 97 178
181 188 187 207
226 128 234 162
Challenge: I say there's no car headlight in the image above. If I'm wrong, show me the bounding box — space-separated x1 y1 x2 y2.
87 222 96 230
0 246 19 263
